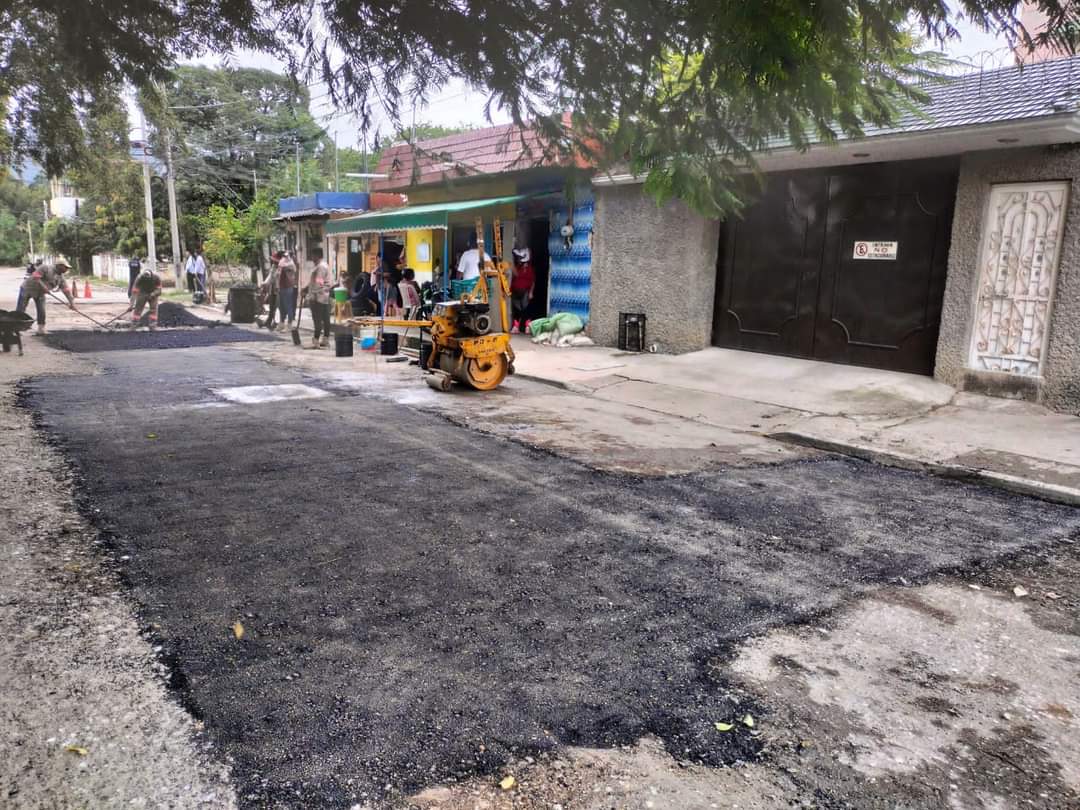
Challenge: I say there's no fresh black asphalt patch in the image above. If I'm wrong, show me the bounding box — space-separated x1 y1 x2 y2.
21 346 1080 809
150 301 223 328
42 326 275 353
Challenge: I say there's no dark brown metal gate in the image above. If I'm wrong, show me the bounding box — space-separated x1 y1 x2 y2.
713 158 958 375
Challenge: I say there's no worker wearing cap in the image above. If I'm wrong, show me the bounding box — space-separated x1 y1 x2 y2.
129 264 163 331
17 257 74 335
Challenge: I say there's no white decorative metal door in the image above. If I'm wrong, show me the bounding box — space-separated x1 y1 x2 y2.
969 181 1070 376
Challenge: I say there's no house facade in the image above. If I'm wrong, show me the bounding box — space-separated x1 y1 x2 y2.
363 124 595 325
590 56 1080 413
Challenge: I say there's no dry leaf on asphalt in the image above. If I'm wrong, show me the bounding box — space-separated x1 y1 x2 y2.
1013 586 1029 598
146 433 157 439
63 745 88 756
742 713 755 728
714 722 734 732
499 776 516 790
232 621 245 640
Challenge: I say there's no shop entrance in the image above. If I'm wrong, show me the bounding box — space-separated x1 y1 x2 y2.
713 158 958 375
524 217 550 320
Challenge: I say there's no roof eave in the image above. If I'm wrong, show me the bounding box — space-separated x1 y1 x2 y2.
593 112 1080 187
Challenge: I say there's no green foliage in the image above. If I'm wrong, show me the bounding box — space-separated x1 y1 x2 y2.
0 208 25 265
6 1 1079 218
199 197 276 270
147 66 329 214
0 170 48 263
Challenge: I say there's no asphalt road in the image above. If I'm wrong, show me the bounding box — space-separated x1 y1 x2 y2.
22 344 1080 809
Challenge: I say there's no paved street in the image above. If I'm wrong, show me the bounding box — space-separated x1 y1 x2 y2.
12 326 1080 808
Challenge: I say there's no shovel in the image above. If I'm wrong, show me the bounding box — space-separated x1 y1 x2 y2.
47 290 114 330
291 290 305 345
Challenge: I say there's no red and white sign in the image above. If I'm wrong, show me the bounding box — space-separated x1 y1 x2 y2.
853 240 898 260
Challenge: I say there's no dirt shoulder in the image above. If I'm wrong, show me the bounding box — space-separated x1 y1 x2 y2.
0 278 236 809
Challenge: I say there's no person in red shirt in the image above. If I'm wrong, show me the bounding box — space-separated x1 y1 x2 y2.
510 247 535 334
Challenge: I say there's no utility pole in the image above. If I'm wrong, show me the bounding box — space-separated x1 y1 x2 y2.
26 219 33 256
295 142 301 195
362 138 368 192
334 132 339 192
253 170 258 197
138 109 157 273
164 128 183 290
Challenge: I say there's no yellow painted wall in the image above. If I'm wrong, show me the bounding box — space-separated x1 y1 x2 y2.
405 229 435 273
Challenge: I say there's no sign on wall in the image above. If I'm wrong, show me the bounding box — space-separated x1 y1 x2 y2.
853 240 898 260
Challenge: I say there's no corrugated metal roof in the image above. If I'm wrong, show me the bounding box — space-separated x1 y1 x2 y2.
277 192 369 219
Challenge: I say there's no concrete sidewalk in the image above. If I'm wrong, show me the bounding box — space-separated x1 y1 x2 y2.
511 338 1080 504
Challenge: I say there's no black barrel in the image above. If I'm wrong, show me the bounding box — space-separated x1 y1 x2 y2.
335 332 354 357
380 332 399 355
228 285 258 323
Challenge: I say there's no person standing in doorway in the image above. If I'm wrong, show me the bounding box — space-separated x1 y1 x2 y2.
306 247 332 348
510 246 535 333
18 257 74 335
455 233 490 286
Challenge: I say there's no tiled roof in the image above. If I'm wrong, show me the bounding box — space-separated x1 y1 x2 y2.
372 120 577 190
767 54 1080 149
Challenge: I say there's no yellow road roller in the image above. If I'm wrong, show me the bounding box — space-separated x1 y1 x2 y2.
348 217 516 392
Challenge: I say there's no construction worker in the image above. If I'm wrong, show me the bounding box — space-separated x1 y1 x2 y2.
129 263 162 331
17 257 74 335
15 258 42 313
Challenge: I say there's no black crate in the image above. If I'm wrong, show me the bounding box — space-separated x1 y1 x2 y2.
618 312 646 352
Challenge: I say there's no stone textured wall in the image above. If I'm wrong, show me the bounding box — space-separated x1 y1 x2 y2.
936 145 1080 413
590 185 721 353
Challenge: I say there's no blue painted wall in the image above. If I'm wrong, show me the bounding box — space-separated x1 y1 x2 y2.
547 195 593 323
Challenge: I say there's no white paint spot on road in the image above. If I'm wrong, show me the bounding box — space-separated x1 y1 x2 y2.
211 384 332 404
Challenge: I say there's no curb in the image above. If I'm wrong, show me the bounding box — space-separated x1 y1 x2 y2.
771 431 1080 507
510 371 579 392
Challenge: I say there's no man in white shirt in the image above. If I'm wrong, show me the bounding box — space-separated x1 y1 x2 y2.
193 250 206 287
456 234 491 281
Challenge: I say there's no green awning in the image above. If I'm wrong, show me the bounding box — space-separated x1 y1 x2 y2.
325 194 525 236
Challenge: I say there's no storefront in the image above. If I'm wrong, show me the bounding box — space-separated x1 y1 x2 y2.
274 192 370 273
324 195 523 289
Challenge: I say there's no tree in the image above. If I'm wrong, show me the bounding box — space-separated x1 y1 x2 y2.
198 197 276 292
0 170 48 263
143 66 329 214
63 92 151 260
4 1 1078 216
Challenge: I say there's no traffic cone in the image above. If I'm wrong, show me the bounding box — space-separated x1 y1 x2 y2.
84 280 92 298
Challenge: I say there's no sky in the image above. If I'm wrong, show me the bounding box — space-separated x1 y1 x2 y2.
164 3 1018 154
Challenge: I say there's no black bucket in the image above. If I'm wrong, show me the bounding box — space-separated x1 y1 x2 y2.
419 340 433 369
228 285 258 324
380 332 399 355
335 333 354 357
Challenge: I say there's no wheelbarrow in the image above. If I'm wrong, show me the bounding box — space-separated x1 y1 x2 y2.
0 309 34 356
